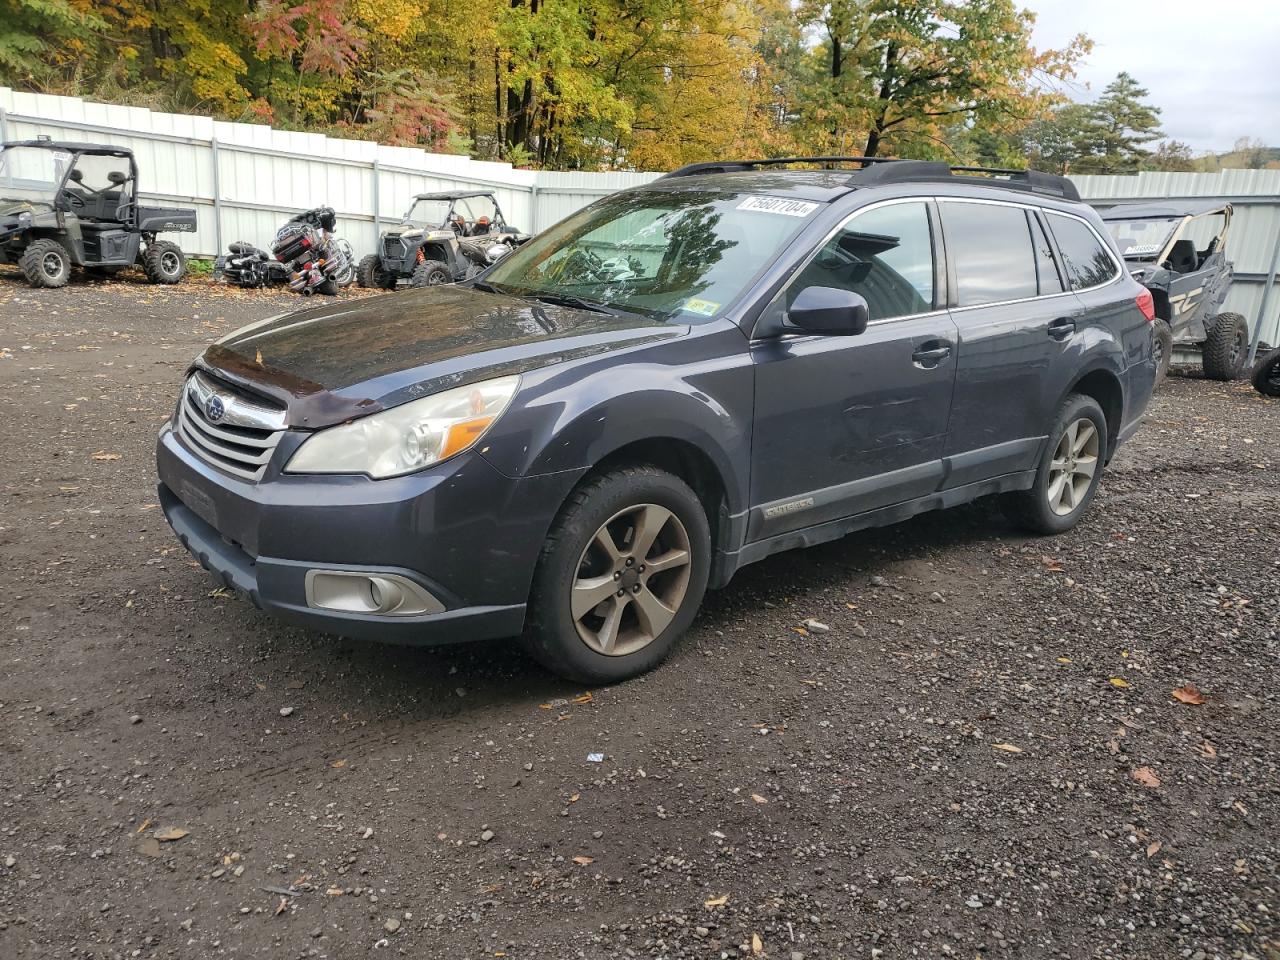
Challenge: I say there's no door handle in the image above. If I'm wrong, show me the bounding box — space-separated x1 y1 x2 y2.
1048 316 1077 341
912 341 953 368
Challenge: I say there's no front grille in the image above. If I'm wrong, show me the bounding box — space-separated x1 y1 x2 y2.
176 371 286 482
383 237 407 259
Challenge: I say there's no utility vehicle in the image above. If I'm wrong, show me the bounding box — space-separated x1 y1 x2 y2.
0 139 196 287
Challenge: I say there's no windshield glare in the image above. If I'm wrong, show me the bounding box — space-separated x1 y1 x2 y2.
1105 217 1180 259
483 189 817 321
0 145 72 205
404 199 452 229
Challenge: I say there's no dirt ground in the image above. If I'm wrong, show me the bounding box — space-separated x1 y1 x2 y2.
0 269 1276 960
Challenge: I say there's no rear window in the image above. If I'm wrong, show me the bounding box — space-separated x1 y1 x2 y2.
1047 213 1120 290
940 202 1039 307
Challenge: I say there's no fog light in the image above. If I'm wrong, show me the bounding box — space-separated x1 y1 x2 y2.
305 570 444 616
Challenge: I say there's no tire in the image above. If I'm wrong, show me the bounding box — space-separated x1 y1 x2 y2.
1252 345 1280 397
143 241 186 284
19 238 72 288
1004 393 1108 536
358 253 396 289
316 277 340 296
1202 311 1248 381
410 259 452 287
523 465 711 684
1152 318 1173 386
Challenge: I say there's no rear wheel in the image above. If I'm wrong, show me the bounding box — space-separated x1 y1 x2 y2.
523 466 711 684
19 238 72 288
1251 345 1280 397
143 241 186 284
410 259 451 287
1152 318 1173 385
1202 311 1248 380
1004 393 1108 536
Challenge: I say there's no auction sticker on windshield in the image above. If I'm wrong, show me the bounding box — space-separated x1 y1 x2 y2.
738 196 820 217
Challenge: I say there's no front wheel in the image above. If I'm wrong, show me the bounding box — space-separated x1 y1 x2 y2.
19 238 72 288
1252 345 1280 397
143 241 186 284
1152 318 1173 386
1202 311 1248 380
1004 393 1108 535
523 466 711 684
410 259 452 287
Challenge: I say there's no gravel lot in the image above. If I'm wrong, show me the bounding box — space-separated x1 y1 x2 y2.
0 271 1276 960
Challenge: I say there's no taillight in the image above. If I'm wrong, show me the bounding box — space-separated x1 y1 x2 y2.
1135 288 1155 323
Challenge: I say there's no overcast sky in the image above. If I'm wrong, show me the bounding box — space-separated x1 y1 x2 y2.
1027 0 1280 154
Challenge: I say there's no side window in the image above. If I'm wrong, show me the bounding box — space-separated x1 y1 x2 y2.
1030 213 1064 295
1047 213 1120 290
941 201 1038 306
787 201 934 322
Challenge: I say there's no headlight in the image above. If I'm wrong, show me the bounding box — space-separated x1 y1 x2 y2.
285 375 520 478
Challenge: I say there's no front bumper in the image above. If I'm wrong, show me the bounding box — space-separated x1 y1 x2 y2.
156 424 577 645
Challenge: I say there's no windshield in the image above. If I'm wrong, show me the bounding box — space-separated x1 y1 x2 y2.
1104 217 1181 259
403 199 453 230
0 145 72 206
483 189 818 322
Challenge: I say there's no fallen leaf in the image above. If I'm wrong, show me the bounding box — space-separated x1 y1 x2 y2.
572 855 594 865
1132 767 1161 788
135 818 152 835
135 837 162 858
1146 841 1162 858
704 894 729 908
255 348 263 365
993 743 1023 754
91 451 121 461
571 692 593 704
1056 656 1072 664
330 759 347 768
274 897 288 916
1109 678 1130 688
1199 741 1217 758
326 887 344 896
154 827 189 842
1171 684 1206 705
750 793 769 804
792 626 809 636
568 793 580 803
1233 800 1247 816
752 933 763 955
1040 555 1064 572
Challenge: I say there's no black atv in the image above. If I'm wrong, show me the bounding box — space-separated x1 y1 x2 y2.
357 191 528 290
0 138 196 288
1100 200 1247 383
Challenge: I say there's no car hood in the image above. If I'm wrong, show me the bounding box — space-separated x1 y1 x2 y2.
198 285 684 428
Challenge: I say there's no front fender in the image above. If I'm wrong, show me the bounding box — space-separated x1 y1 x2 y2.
479 322 754 516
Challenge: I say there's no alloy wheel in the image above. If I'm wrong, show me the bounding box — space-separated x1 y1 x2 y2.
1047 417 1099 517
161 251 180 276
42 252 64 279
571 503 692 656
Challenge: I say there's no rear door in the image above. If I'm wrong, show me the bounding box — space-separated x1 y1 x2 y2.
939 199 1079 487
749 199 959 540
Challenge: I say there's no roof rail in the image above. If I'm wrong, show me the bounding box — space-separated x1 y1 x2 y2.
658 155 1080 202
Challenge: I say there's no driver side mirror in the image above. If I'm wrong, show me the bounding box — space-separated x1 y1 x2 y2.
787 286 870 336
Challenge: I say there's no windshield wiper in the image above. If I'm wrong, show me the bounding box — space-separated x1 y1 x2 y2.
522 291 617 315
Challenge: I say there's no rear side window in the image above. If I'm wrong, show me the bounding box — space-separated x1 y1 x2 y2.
941 202 1038 307
787 201 935 322
1047 213 1120 290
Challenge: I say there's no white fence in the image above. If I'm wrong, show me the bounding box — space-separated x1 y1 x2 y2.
0 87 659 260
3 86 1277 348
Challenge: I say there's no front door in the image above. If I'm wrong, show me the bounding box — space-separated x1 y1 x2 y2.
749 199 958 541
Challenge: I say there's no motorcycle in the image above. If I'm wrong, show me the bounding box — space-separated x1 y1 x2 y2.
1251 345 1280 397
214 206 355 296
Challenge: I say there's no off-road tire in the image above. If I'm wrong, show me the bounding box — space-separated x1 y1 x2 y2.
143 241 186 284
19 238 72 288
522 465 711 684
1003 393 1108 536
1202 311 1249 381
358 254 395 289
1152 318 1173 385
1251 345 1280 397
316 277 340 296
410 260 452 288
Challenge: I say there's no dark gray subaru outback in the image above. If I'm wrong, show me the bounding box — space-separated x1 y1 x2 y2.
157 157 1157 682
